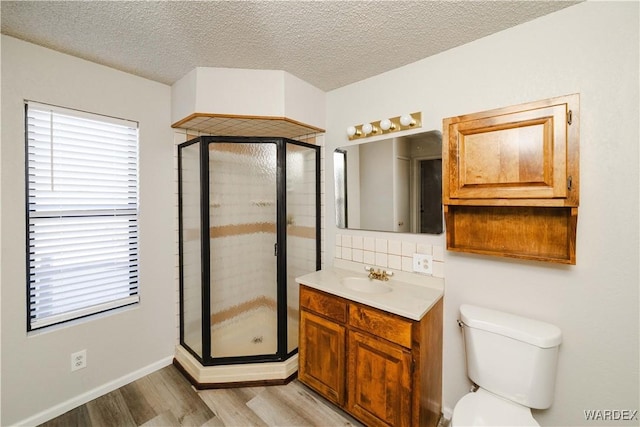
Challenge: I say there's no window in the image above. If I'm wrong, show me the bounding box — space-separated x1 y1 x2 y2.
26 101 139 331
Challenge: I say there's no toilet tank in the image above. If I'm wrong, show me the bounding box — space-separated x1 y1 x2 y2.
459 304 562 409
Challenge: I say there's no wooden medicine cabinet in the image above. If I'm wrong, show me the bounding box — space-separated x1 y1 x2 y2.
443 94 579 264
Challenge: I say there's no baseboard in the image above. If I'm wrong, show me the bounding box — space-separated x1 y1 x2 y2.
442 405 453 422
15 356 173 427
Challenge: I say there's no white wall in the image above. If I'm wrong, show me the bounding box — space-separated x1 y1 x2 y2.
1 36 176 425
326 2 639 426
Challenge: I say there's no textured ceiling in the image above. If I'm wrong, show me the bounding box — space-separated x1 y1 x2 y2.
1 1 579 92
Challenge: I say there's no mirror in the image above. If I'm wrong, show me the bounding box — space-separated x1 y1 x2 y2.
334 130 442 234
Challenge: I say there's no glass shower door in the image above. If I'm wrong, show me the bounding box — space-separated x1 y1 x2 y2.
178 141 203 359
208 141 278 359
179 136 320 366
285 141 319 354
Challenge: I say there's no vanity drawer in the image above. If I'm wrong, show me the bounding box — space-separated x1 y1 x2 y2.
300 285 347 323
349 304 413 348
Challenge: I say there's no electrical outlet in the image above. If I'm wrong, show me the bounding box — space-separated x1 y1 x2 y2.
71 350 87 372
413 253 433 275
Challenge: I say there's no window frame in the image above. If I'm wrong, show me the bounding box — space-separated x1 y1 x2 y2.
25 101 140 331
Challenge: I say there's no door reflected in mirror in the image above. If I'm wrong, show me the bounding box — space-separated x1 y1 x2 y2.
334 130 443 234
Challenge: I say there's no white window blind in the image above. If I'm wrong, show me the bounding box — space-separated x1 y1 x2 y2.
26 101 139 330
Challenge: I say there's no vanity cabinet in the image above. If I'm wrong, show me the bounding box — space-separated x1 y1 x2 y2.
298 290 347 405
298 285 443 427
443 94 579 264
347 331 412 426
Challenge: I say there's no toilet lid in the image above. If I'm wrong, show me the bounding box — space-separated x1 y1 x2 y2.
451 388 539 427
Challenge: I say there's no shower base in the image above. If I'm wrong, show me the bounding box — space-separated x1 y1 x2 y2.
174 345 298 389
183 306 299 358
176 306 299 388
211 306 278 357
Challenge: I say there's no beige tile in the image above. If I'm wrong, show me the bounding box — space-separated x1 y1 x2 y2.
388 254 402 270
401 241 416 257
375 252 388 268
352 249 364 263
433 245 445 261
363 250 375 265
375 238 388 253
363 237 375 251
402 256 413 272
417 243 432 254
388 239 402 255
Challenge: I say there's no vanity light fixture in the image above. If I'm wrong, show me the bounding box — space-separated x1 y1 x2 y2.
346 112 422 140
362 123 378 135
379 118 396 131
400 114 416 127
346 126 360 137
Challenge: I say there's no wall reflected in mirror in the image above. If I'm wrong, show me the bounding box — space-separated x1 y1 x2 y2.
334 130 443 234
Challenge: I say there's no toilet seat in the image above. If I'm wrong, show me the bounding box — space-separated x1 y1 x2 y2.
451 388 539 427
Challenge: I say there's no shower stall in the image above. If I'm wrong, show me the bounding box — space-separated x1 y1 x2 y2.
177 136 320 384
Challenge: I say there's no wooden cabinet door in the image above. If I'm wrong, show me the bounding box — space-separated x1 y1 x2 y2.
347 331 412 427
298 310 346 405
444 94 579 204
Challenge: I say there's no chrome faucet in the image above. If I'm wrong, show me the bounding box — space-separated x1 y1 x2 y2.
365 266 393 281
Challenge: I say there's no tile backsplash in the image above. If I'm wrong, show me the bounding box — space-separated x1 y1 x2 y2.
335 233 445 278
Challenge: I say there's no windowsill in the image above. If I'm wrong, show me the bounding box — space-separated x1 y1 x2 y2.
27 303 140 337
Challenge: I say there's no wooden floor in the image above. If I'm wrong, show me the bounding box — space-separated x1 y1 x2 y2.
39 364 365 427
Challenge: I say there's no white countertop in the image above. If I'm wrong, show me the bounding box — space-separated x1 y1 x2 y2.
295 259 444 321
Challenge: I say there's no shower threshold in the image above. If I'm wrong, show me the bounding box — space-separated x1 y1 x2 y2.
174 345 298 389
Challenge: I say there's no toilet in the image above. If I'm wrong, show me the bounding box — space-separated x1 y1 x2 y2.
451 304 562 427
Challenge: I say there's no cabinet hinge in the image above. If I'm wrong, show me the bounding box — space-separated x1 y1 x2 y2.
567 110 573 125
567 176 573 191
274 243 278 256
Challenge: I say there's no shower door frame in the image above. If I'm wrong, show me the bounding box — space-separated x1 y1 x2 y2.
178 135 321 367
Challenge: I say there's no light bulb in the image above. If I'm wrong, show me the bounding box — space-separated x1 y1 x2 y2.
380 118 395 131
347 126 357 137
400 114 415 127
362 123 373 135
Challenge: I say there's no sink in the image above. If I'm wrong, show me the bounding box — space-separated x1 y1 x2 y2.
341 277 392 294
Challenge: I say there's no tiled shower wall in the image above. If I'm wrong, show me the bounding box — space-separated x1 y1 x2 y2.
285 146 320 337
